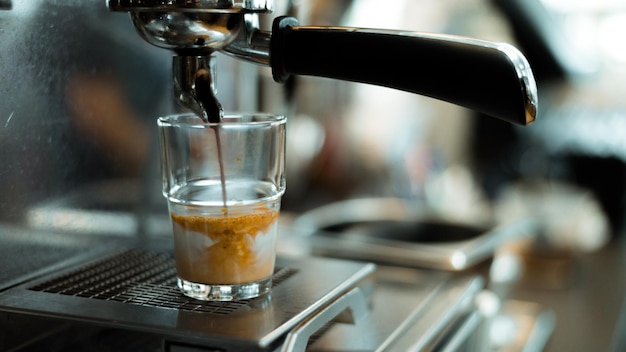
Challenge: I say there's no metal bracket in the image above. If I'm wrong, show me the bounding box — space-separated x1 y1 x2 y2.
280 287 370 352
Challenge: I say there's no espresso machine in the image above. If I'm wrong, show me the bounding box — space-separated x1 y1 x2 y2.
106 0 536 125
0 1 549 351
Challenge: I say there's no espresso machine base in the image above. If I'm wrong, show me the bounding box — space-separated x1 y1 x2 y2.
0 225 487 351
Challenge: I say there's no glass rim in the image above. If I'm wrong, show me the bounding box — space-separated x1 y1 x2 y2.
157 112 286 128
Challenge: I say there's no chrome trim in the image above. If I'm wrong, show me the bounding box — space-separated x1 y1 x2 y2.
129 12 243 52
222 14 272 66
108 0 273 13
499 43 539 124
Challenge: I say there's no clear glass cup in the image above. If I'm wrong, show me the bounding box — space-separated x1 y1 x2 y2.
158 113 286 301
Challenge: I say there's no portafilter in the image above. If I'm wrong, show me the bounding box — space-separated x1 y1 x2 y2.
108 0 537 125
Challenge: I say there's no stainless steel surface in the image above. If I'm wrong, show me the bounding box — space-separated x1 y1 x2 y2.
499 43 538 125
438 311 483 352
506 239 626 352
110 0 276 69
307 270 485 351
280 287 369 352
26 179 169 237
108 0 274 12
0 223 492 351
128 11 245 52
25 184 536 272
0 2 172 224
290 198 538 271
489 300 556 352
393 276 483 351
0 223 125 292
222 13 272 66
0 232 376 351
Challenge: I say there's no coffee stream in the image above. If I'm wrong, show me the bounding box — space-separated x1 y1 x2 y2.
213 127 228 215
195 69 228 214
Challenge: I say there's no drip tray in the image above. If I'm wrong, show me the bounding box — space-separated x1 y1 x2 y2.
0 225 490 351
0 245 376 351
27 249 297 315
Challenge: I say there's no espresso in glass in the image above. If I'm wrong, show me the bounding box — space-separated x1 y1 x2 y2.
159 113 286 301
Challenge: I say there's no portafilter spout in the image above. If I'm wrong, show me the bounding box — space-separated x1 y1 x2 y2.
107 0 537 125
107 1 268 122
173 55 223 123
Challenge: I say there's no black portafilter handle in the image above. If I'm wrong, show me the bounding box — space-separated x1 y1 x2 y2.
270 16 538 125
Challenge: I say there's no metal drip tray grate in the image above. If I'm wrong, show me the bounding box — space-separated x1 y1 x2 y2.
28 249 296 315
1 240 376 350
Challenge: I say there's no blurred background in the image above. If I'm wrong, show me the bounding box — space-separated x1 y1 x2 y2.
1 0 625 350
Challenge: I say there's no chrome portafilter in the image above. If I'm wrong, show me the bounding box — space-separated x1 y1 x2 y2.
108 0 538 126
108 1 273 122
